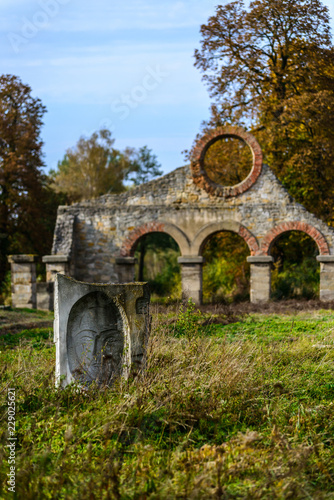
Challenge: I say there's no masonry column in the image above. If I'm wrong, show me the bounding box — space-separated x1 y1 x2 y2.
178 256 204 305
316 255 334 301
8 255 38 309
42 255 70 282
41 255 70 311
116 257 136 282
247 256 274 303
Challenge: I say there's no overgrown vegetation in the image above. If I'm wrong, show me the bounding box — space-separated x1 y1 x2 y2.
202 232 250 304
192 0 334 222
0 75 65 289
271 231 320 300
1 304 334 498
134 233 181 302
50 131 163 202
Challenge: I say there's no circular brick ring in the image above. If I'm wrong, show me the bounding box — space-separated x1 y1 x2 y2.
190 126 263 197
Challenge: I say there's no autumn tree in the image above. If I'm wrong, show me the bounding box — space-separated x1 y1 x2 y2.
202 232 250 303
51 130 162 202
134 233 181 299
193 0 334 220
126 146 163 186
0 74 61 287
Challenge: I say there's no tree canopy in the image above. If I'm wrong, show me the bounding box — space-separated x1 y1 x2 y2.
193 0 334 220
126 146 163 186
51 130 163 202
0 74 61 286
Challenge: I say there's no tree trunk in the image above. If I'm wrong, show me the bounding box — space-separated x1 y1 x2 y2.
138 238 146 282
0 183 9 287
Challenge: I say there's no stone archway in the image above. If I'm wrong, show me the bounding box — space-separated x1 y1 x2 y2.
39 126 334 309
175 221 259 305
261 221 330 256
117 221 190 286
246 222 331 303
120 221 191 257
191 220 260 256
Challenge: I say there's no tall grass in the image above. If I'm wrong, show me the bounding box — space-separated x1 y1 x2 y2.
0 305 334 498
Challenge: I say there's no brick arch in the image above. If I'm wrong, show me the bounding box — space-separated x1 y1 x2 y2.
120 221 191 257
190 126 263 198
191 221 260 256
261 221 330 256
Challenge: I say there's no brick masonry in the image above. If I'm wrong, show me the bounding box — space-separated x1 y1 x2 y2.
190 126 263 198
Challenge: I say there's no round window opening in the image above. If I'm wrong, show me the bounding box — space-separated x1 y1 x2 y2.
191 126 263 197
204 136 252 187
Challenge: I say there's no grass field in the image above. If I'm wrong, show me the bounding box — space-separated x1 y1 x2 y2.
0 303 334 499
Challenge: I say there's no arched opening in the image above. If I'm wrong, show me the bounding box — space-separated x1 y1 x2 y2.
270 231 320 300
201 231 250 303
203 136 253 187
133 232 181 302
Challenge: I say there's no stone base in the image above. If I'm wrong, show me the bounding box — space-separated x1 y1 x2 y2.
178 256 204 305
116 257 136 283
247 256 273 303
317 256 334 301
37 282 54 311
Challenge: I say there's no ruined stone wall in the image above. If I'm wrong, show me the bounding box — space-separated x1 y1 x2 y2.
11 127 334 307
44 125 334 304
51 162 334 285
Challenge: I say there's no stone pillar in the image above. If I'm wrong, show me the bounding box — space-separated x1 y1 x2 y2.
36 282 54 311
42 255 70 282
116 257 136 283
42 255 70 311
316 255 334 301
178 256 204 305
8 255 38 309
247 256 274 303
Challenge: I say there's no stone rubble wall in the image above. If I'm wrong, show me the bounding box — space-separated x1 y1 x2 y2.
51 164 334 284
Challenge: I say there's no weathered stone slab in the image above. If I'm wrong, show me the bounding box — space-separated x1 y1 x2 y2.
54 274 150 387
8 255 38 264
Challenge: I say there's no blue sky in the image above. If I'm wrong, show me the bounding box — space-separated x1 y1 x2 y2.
2 0 334 175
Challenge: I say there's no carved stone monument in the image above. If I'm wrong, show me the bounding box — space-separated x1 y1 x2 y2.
54 274 150 387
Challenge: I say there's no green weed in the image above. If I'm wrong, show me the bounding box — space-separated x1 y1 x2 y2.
0 307 333 498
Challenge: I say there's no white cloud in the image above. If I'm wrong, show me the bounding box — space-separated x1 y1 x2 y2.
3 0 219 35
